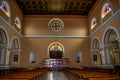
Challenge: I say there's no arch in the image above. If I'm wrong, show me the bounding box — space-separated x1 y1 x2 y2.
102 26 120 65
102 27 119 44
101 2 112 19
48 42 65 59
91 37 101 49
91 37 102 65
29 51 37 63
0 0 10 17
91 17 97 30
14 16 21 29
0 26 9 64
10 36 20 65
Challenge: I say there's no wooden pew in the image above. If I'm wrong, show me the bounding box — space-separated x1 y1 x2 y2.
0 68 47 80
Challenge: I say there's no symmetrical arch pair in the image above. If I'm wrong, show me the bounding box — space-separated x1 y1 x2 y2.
91 27 120 68
0 26 20 66
91 1 113 30
0 0 21 29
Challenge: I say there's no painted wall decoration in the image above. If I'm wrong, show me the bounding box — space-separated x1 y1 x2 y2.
0 1 10 17
48 18 64 32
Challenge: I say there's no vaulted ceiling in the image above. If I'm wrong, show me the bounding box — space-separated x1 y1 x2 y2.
15 0 97 15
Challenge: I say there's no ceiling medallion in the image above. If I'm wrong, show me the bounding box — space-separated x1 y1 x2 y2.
48 18 64 32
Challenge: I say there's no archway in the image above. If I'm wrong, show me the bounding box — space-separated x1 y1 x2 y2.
48 42 64 59
91 38 102 66
103 28 120 66
0 28 8 64
10 37 20 66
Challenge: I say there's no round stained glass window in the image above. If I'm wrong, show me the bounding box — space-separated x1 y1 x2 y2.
48 18 64 32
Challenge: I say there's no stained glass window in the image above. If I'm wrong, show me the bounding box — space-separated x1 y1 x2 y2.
0 1 10 17
49 44 63 52
102 3 112 18
48 18 64 32
15 16 21 28
91 18 97 30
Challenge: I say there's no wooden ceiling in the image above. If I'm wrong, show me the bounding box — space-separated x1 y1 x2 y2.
15 0 97 15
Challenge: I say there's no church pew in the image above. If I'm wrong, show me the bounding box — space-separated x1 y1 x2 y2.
65 68 120 80
89 77 120 80
0 69 47 80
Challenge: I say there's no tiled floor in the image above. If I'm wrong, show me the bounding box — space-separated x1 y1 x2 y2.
46 71 68 80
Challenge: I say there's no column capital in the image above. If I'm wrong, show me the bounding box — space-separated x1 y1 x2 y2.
91 49 99 52
12 48 21 53
0 44 8 48
116 37 120 43
103 43 111 48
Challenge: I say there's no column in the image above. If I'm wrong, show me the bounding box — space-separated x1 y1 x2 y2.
0 44 8 64
116 37 120 64
104 43 111 64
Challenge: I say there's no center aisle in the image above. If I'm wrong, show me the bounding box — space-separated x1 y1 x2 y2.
46 71 68 80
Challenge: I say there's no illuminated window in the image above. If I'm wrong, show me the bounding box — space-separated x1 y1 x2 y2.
0 1 10 17
49 43 63 52
102 3 112 18
91 18 97 30
14 16 21 28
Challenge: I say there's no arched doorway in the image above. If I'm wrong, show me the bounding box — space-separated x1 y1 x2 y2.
48 42 64 59
103 28 120 66
0 28 8 64
10 37 20 66
91 38 102 66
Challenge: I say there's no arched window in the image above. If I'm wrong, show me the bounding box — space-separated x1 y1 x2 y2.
0 1 10 17
75 51 82 63
14 16 21 28
91 18 97 30
48 42 64 59
102 3 112 18
29 51 37 63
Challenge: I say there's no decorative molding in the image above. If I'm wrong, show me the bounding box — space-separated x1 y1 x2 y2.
90 9 120 36
116 37 120 43
12 49 20 53
23 35 89 39
0 44 8 48
91 49 99 52
0 16 22 37
104 43 111 48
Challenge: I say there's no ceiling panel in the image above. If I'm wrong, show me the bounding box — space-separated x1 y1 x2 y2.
15 0 97 15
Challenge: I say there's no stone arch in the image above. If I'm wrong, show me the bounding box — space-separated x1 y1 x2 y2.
91 37 102 66
102 26 120 67
9 36 20 66
0 26 9 64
